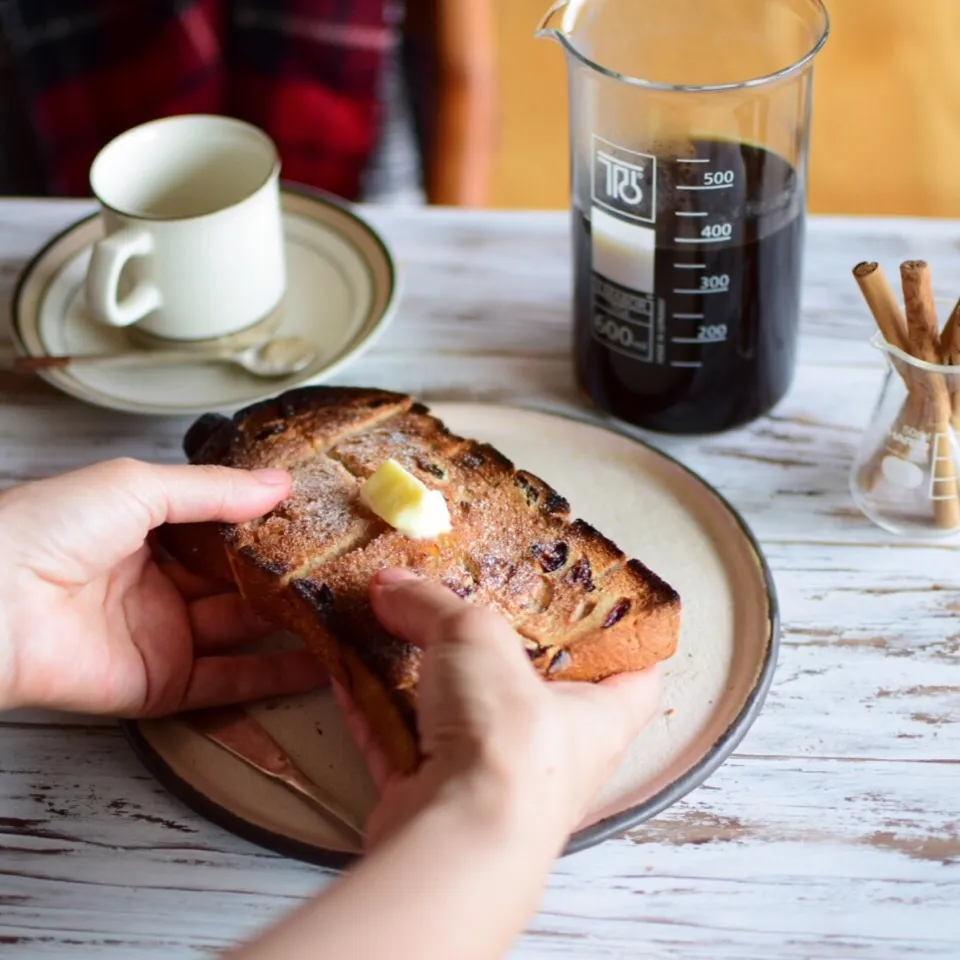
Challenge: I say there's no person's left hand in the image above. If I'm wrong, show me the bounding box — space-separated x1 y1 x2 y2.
0 458 326 716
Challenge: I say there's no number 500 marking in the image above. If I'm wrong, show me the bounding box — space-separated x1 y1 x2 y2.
704 170 735 186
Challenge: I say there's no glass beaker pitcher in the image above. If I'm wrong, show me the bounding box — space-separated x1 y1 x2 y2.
537 0 829 434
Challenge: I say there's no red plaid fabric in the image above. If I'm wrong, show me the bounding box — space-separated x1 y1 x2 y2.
0 0 396 200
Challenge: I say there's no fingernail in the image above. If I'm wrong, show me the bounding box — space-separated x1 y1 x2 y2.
251 468 290 487
372 568 420 589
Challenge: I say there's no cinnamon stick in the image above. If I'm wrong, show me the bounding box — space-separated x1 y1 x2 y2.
853 262 921 491
900 261 943 362
941 297 960 431
853 262 910 351
940 297 960 363
900 261 960 530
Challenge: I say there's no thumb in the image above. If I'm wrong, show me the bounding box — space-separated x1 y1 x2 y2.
369 568 524 658
3 459 291 580
597 666 662 737
561 666 662 753
124 461 292 527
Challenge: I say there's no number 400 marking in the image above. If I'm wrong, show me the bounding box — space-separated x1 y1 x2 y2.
701 223 733 240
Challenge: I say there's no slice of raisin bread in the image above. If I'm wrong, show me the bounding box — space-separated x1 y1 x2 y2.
161 387 681 772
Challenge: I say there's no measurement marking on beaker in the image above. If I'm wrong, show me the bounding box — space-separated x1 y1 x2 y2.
677 158 710 163
676 237 729 244
926 434 958 501
672 336 725 344
672 313 704 320
677 184 734 192
670 360 703 368
673 288 726 295
931 435 956 460
674 263 706 269
676 211 707 217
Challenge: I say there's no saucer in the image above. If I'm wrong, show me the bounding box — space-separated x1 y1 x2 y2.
11 188 399 416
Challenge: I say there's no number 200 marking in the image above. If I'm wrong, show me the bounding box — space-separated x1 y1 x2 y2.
698 324 728 342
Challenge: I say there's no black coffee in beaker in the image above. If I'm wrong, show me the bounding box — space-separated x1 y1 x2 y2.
573 138 805 435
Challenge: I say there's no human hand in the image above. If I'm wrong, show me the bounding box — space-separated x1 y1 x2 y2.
0 458 326 716
338 568 661 850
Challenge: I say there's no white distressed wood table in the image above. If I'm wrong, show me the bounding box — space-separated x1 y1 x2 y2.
0 199 958 959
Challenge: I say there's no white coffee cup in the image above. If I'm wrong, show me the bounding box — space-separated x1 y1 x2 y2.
85 114 286 343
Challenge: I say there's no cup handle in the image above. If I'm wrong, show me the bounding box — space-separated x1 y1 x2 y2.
85 226 163 327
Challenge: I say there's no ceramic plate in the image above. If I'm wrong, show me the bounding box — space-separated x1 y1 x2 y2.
10 188 398 416
122 403 778 866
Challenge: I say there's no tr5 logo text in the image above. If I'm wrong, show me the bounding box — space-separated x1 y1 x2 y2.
592 139 656 224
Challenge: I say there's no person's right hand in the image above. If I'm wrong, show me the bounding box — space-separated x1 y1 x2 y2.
337 568 661 850
0 458 325 718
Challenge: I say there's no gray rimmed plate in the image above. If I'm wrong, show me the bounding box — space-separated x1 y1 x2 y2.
10 187 398 416
122 402 778 866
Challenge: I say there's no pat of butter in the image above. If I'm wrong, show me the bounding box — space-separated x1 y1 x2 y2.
360 459 452 540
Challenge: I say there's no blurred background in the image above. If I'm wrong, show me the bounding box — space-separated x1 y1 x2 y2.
1 0 959 217
483 0 960 217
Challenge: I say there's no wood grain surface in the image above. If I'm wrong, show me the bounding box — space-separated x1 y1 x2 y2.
0 199 958 958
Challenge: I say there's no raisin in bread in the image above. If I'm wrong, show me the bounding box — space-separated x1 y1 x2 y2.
161 387 681 772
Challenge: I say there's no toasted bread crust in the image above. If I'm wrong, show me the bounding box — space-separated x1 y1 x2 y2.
168 388 681 772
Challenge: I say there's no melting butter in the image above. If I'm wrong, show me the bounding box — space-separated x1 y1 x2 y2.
359 459 452 540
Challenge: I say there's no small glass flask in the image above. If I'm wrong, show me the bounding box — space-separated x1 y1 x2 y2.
851 334 960 539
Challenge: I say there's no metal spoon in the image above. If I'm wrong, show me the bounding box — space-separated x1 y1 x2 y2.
11 336 320 379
